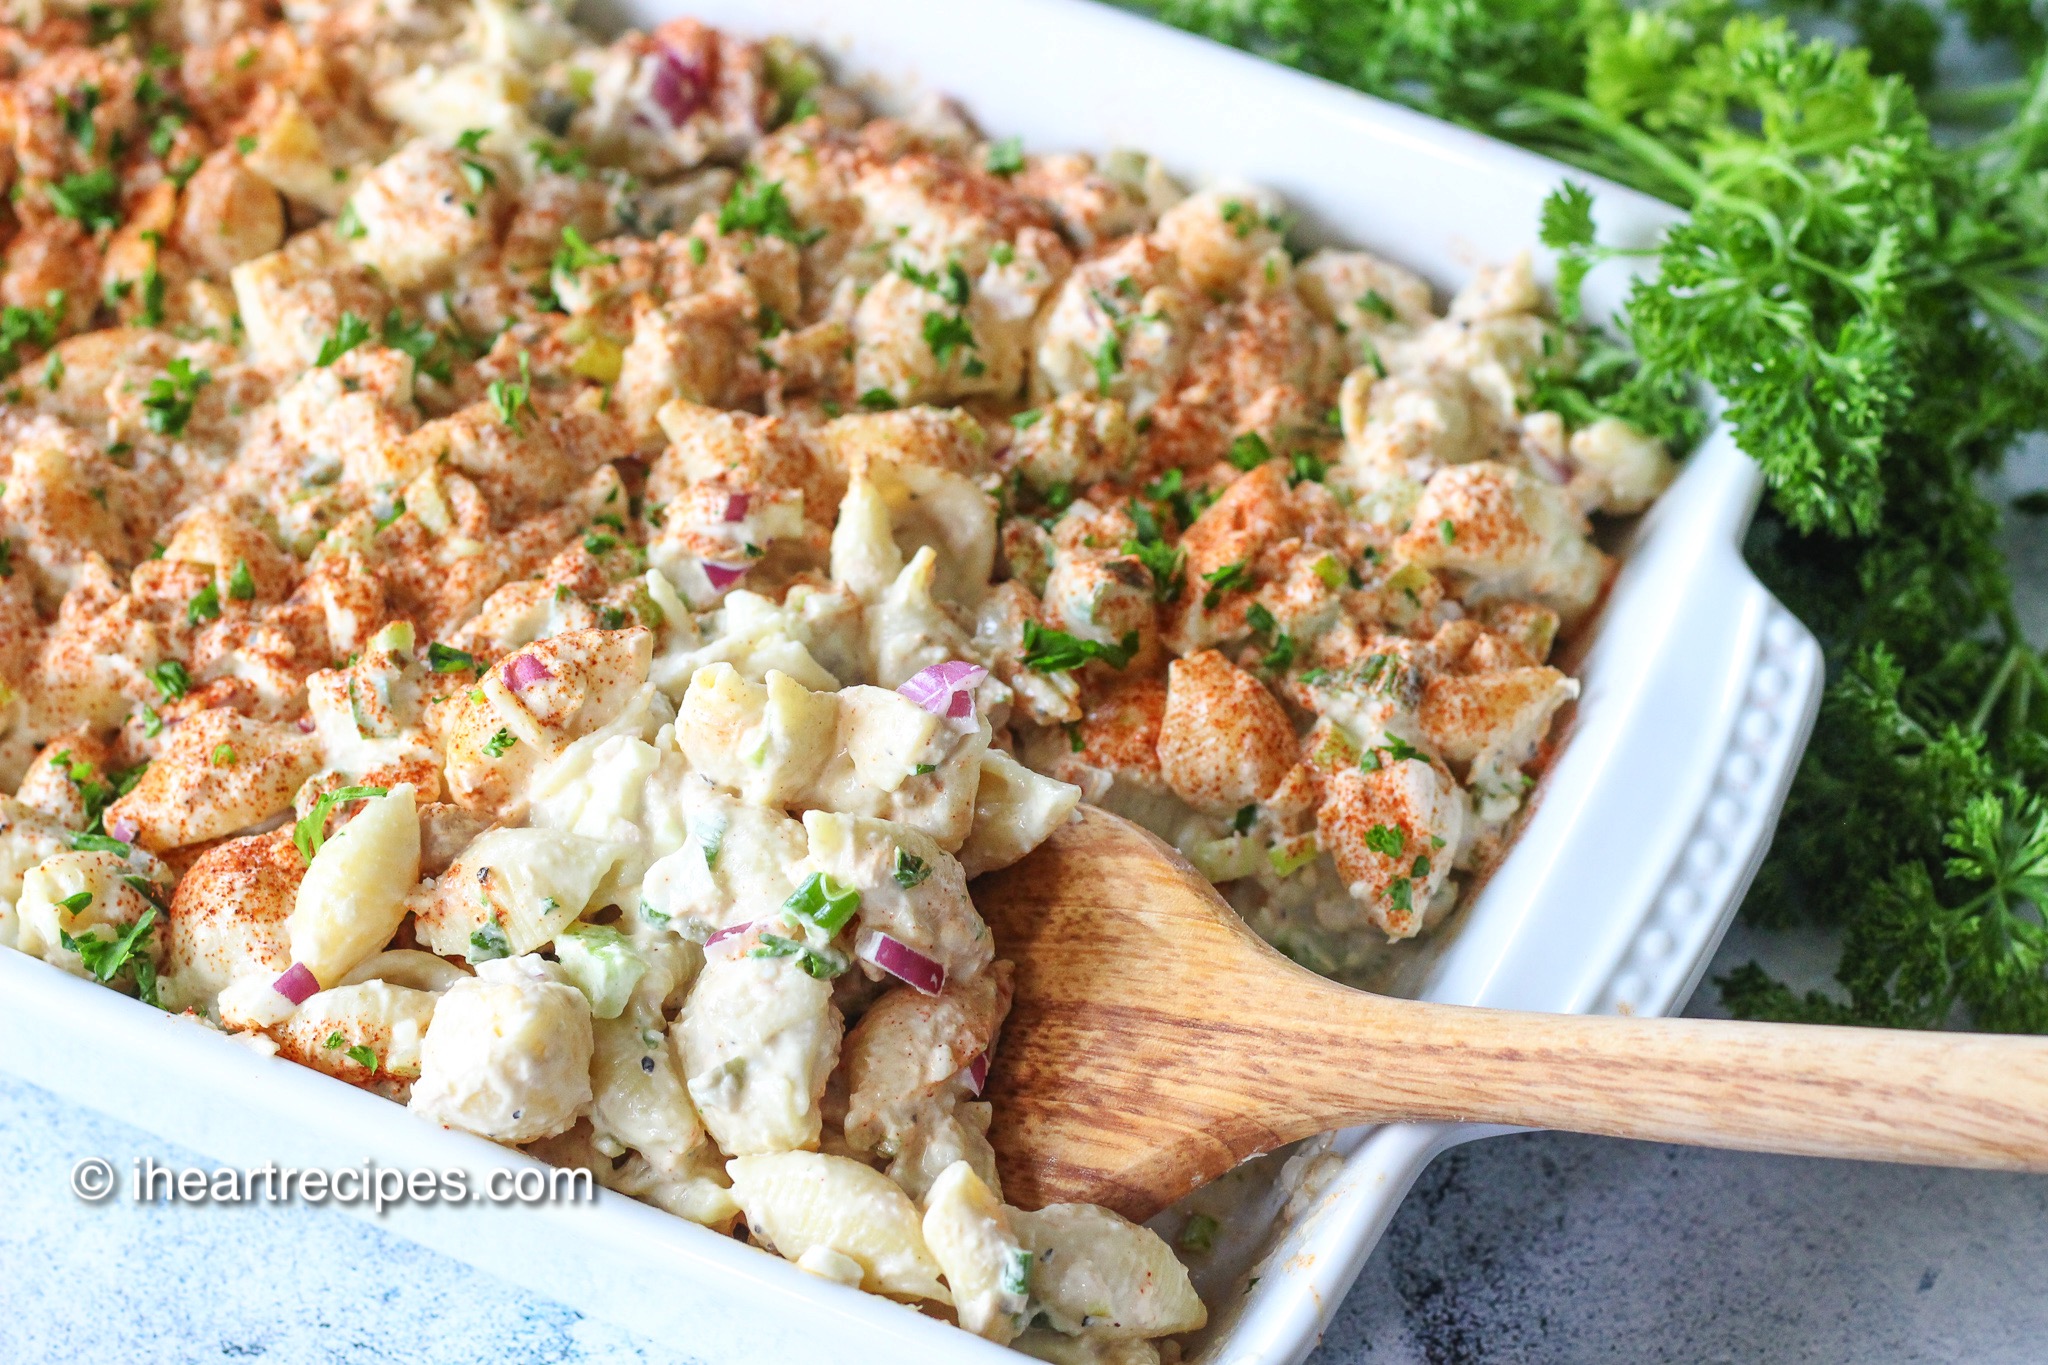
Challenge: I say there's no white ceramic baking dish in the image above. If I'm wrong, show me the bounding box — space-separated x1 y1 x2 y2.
0 1 1824 1361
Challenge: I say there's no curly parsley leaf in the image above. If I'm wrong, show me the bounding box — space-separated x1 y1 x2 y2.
1021 621 1138 673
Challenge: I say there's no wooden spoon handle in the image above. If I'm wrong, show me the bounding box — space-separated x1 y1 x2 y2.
1309 994 2048 1170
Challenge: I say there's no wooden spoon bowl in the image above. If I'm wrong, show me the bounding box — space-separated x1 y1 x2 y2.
973 806 2048 1222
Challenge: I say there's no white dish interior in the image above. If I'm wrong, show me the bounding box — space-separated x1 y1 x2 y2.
0 2 1824 1362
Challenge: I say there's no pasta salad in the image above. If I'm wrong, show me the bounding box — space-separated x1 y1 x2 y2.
0 0 1675 1357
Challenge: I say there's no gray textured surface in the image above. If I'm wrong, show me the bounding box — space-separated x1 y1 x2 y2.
6 924 2047 1364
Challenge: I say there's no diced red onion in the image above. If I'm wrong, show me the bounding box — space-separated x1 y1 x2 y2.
1527 448 1573 485
722 493 750 523
898 662 988 728
505 652 552 693
650 49 708 128
108 816 138 843
962 1051 989 1096
702 561 749 591
272 962 319 1004
704 920 753 950
295 717 316 734
856 929 946 996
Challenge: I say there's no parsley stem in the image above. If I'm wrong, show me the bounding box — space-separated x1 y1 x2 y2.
1920 79 2031 120
1497 85 1710 205
1960 271 2048 343
1969 643 2028 736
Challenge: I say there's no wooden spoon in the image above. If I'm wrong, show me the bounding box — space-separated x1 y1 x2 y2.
971 806 2048 1222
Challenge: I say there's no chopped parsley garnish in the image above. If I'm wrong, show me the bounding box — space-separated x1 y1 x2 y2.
140 357 209 437
1123 537 1186 603
71 832 130 856
482 728 517 758
60 85 100 153
88 2 152 44
1021 620 1138 673
716 167 823 244
1179 1213 1219 1254
1364 824 1405 857
529 139 587 177
922 310 978 366
468 918 511 961
1144 467 1213 529
130 261 164 327
749 932 849 980
344 1044 378 1070
381 310 450 383
315 310 371 367
185 581 220 626
57 889 94 913
487 351 532 431
47 167 121 231
1290 451 1327 485
61 904 158 1005
1201 560 1250 609
226 559 254 601
1226 431 1273 471
858 387 897 411
148 111 180 157
554 225 617 276
1361 736 1429 771
49 748 112 829
292 784 388 863
454 131 496 196
892 847 932 888
1359 289 1397 323
111 761 147 798
0 292 64 377
1088 333 1121 395
1438 518 1457 545
1232 805 1258 834
145 659 190 701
